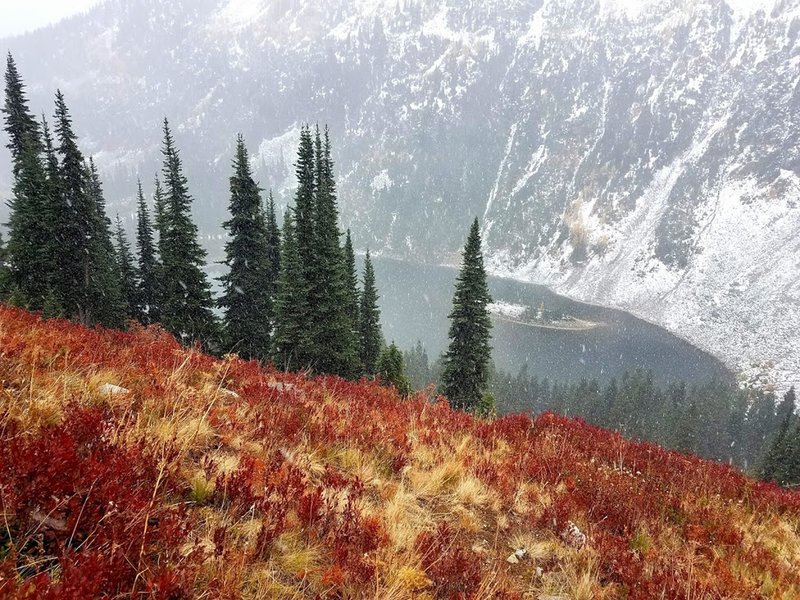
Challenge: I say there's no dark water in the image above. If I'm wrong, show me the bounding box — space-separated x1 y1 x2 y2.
369 256 733 384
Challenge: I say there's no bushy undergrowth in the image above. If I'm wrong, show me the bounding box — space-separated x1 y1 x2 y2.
0 305 798 598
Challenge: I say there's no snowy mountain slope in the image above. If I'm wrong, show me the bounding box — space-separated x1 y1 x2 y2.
1 0 800 387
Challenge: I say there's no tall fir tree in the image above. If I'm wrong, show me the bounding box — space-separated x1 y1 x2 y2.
3 54 50 308
760 388 798 485
219 135 272 360
52 90 122 326
272 209 312 370
158 118 218 348
135 179 161 324
307 126 359 377
293 125 316 271
358 250 382 377
114 214 138 321
3 53 40 171
264 190 281 297
40 115 68 310
84 158 126 328
343 229 360 337
441 218 493 411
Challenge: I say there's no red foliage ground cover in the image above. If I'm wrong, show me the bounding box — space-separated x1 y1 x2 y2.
0 306 798 598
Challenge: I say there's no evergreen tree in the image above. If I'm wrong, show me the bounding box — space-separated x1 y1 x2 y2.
440 218 493 411
40 115 68 308
293 125 316 271
219 135 272 360
358 250 382 376
158 119 218 348
404 340 432 391
114 214 138 321
272 209 312 370
264 189 281 297
376 341 411 396
153 174 167 248
307 126 359 377
3 53 40 172
52 90 88 320
135 179 161 324
0 231 8 300
3 55 49 308
84 159 126 328
343 229 360 336
761 388 797 484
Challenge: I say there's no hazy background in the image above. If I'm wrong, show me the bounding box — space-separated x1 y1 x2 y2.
0 0 102 37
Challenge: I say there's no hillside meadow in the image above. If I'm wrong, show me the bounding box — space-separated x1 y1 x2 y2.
0 306 798 598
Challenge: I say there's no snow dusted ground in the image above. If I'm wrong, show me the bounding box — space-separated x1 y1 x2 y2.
487 165 800 392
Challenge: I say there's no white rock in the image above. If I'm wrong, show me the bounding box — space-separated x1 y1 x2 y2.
98 383 129 395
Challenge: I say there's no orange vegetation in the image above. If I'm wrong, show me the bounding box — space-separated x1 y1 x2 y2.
0 305 798 598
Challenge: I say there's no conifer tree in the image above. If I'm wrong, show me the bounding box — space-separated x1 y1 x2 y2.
441 218 493 411
219 135 272 360
0 231 8 300
52 90 87 319
158 119 218 348
265 190 281 297
376 341 411 396
358 250 382 376
3 55 49 308
84 158 126 328
3 53 39 172
343 229 360 337
307 126 359 377
153 174 167 247
40 115 68 310
114 214 138 321
272 209 312 370
293 125 315 270
761 388 797 485
135 179 160 324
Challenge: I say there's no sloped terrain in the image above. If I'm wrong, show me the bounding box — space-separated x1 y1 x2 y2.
0 305 798 598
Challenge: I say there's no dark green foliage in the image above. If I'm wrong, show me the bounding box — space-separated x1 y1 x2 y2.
476 391 497 419
760 388 798 486
343 230 360 334
158 119 218 349
441 218 493 411
376 341 411 396
3 53 40 171
488 365 794 472
219 135 272 360
272 209 312 370
40 116 67 305
264 190 281 297
306 126 359 378
52 90 92 322
84 159 126 329
41 286 63 319
358 250 382 377
153 174 167 248
403 341 432 391
0 232 9 300
293 126 316 271
114 215 138 321
3 56 50 308
135 180 161 324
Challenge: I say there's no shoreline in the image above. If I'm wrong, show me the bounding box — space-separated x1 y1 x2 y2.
491 313 604 331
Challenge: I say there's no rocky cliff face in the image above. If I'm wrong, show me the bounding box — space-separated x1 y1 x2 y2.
1 0 798 387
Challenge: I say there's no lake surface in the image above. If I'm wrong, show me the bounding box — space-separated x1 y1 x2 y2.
369 256 733 384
